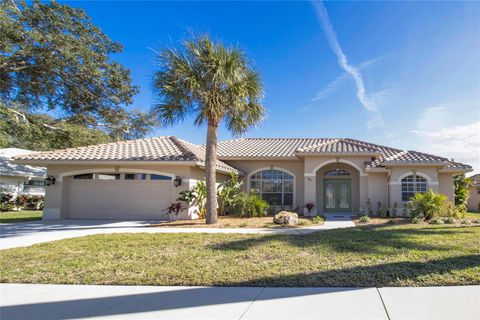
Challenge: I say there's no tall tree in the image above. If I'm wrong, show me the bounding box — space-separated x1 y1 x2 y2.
153 35 265 224
0 0 155 146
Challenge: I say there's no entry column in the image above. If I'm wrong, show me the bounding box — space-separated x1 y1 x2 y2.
304 174 316 215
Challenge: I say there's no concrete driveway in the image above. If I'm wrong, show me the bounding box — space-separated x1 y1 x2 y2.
0 215 355 250
1 284 478 320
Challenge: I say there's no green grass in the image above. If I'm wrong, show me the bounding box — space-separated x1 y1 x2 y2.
1 224 479 287
0 210 42 223
465 211 480 220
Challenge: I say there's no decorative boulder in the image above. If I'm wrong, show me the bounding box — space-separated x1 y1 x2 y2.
273 211 299 226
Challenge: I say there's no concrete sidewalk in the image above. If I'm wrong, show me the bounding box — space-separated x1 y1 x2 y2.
0 213 354 250
1 284 478 320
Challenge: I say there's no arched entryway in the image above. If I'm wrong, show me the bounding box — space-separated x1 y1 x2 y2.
315 163 360 213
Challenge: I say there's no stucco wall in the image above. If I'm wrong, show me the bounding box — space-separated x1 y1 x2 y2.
438 173 455 202
367 173 389 209
43 164 202 220
467 186 480 212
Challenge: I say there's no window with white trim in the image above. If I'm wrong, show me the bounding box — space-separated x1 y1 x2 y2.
250 169 294 206
401 175 427 201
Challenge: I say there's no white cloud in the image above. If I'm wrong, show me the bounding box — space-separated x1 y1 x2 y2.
412 121 480 173
311 1 386 130
311 73 349 102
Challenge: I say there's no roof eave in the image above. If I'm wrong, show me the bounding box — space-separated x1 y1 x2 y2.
12 159 198 166
383 162 450 167
218 156 300 161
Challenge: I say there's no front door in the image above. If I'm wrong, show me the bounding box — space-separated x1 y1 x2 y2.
324 179 351 212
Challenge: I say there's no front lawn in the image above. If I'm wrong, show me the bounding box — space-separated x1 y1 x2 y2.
0 210 42 223
151 215 324 228
1 224 479 287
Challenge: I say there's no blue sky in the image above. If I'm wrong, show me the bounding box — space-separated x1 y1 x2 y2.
67 1 479 172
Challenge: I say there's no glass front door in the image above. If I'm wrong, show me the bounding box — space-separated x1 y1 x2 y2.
324 179 351 211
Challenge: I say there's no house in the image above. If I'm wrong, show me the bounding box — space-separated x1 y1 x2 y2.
13 136 472 220
467 174 480 212
0 148 46 197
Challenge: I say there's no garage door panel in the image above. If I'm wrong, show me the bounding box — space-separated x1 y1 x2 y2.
68 180 173 220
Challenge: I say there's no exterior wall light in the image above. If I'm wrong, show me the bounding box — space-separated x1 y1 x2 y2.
44 175 56 186
173 176 182 187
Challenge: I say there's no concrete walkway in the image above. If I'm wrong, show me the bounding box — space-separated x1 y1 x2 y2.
1 284 478 320
0 213 355 250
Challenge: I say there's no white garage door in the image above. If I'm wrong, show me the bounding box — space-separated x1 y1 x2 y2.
67 173 174 220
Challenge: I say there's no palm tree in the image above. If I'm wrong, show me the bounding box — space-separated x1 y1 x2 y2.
152 35 265 224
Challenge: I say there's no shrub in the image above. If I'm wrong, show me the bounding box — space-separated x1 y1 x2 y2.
391 202 399 218
217 173 242 216
163 202 185 219
232 193 269 217
411 217 421 224
359 215 370 223
312 215 322 224
409 190 447 220
441 202 466 219
297 220 308 226
177 181 206 217
444 217 457 224
0 193 15 212
376 202 387 217
304 202 315 214
429 218 444 225
18 195 44 210
366 198 373 216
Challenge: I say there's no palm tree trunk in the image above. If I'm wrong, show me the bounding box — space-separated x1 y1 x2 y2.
205 121 218 224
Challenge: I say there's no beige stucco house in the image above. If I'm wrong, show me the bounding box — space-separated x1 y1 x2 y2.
467 174 480 212
13 136 472 220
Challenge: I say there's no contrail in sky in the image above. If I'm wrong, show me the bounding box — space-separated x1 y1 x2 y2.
311 1 386 129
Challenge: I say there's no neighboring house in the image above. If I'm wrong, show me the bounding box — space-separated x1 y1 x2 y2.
0 148 46 197
13 137 471 220
467 174 480 212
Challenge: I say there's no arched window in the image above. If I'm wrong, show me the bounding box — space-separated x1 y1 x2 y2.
324 169 350 176
250 169 294 206
401 175 427 201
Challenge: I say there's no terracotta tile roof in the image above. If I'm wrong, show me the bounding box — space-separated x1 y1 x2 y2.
14 136 472 173
296 139 381 153
216 137 471 171
13 136 240 174
216 138 337 158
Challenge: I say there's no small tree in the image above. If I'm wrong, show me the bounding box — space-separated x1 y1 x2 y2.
454 175 472 207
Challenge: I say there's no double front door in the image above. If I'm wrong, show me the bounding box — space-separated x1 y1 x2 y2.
324 179 351 211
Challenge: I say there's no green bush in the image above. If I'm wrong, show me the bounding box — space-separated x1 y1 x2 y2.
409 190 447 220
312 215 322 224
359 215 370 223
217 173 243 216
441 202 466 219
444 217 457 224
376 202 387 217
16 195 44 210
232 193 269 217
410 217 422 224
0 193 15 212
429 218 444 225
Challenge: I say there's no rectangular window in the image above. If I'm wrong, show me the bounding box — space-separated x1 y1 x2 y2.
97 173 120 180
73 174 93 180
24 180 45 186
151 174 171 180
124 173 146 180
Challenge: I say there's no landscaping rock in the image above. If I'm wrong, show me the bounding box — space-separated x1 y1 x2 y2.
273 211 299 226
